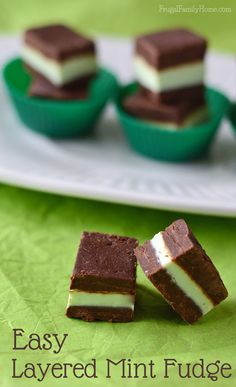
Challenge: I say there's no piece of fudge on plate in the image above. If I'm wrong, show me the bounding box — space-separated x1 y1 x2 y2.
23 24 97 86
134 28 207 102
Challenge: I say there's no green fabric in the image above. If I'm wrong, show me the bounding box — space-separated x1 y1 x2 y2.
0 185 235 386
0 0 235 52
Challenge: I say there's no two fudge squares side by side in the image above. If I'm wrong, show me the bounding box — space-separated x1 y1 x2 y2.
135 219 228 324
23 24 97 87
66 221 228 324
66 232 138 322
134 28 207 99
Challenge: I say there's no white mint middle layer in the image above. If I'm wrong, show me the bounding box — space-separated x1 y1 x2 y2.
67 291 135 310
134 56 204 93
22 45 97 86
151 232 213 315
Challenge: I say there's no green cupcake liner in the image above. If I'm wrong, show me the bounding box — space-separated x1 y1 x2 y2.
229 103 236 135
116 83 230 162
3 58 118 138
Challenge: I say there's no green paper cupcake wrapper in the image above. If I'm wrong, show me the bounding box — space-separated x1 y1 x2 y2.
3 58 118 138
229 103 236 134
116 83 230 162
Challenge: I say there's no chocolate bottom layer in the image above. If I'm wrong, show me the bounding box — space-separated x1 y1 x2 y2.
66 306 134 322
141 84 205 103
151 269 203 324
135 243 203 324
123 89 206 126
29 76 89 100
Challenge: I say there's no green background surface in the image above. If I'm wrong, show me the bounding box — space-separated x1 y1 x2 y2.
0 0 235 52
0 1 236 386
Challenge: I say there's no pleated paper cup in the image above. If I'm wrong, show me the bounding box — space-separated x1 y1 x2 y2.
116 83 229 162
3 58 118 138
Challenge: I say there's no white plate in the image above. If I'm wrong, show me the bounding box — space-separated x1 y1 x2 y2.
1 36 236 217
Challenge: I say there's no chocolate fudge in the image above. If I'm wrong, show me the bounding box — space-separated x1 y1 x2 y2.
134 28 207 101
29 75 90 100
141 84 205 104
23 24 97 86
135 219 228 324
123 89 208 129
66 232 138 322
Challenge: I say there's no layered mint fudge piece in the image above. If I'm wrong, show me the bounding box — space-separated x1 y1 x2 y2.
66 232 138 322
134 28 207 102
135 219 228 323
124 89 208 129
23 24 97 86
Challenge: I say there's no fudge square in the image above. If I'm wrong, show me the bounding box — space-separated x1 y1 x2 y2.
135 219 228 324
134 28 207 99
23 24 97 86
66 232 138 322
29 75 89 100
123 89 208 129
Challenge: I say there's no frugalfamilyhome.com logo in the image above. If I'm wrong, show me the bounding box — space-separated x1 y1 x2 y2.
158 4 232 14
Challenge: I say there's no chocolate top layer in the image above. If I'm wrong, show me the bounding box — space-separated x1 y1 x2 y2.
163 220 228 304
71 232 138 293
24 24 95 61
136 28 207 69
123 89 205 125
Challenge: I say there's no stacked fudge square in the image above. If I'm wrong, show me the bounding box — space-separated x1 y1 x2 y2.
124 28 209 129
22 24 97 100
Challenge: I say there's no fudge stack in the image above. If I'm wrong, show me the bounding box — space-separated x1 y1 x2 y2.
22 24 97 100
124 28 209 129
66 220 228 324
